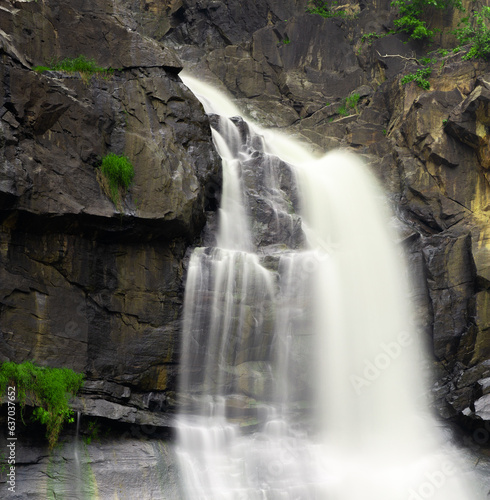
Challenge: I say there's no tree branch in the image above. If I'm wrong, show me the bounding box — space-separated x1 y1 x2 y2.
376 50 421 64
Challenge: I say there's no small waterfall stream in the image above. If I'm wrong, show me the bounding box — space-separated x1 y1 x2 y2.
176 74 481 499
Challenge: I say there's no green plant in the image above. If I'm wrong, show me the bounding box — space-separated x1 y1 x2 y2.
0 361 84 449
282 35 291 45
419 56 437 65
335 93 361 117
346 93 361 111
305 0 347 18
99 153 135 205
33 65 51 73
391 0 463 41
338 104 349 116
437 48 449 56
33 55 113 78
360 31 393 45
83 419 100 445
454 7 490 60
401 65 432 89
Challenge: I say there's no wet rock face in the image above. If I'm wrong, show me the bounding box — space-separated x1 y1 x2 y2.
223 116 304 250
0 0 181 70
118 0 395 126
115 0 490 428
373 66 490 422
0 0 489 442
0 0 220 416
0 422 181 500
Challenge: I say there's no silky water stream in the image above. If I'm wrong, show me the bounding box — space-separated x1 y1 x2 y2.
175 74 482 500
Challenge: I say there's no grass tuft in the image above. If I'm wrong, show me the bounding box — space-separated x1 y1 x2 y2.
33 55 113 79
99 153 135 206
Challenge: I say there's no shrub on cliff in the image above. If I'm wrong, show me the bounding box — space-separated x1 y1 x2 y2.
392 0 463 41
99 153 135 206
0 361 84 449
305 0 348 18
454 6 490 60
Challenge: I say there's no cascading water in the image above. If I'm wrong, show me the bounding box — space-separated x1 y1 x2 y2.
176 74 482 499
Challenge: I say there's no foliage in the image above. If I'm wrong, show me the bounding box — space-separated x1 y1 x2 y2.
34 55 113 78
338 104 349 116
83 419 101 445
99 153 135 205
33 65 51 73
419 56 437 65
0 361 84 449
305 0 348 19
335 92 361 118
360 31 393 45
391 0 463 41
453 7 490 60
401 65 432 89
346 93 360 110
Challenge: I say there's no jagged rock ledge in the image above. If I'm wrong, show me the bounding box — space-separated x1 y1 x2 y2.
72 380 175 428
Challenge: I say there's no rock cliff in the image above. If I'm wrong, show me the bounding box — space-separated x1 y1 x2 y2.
0 0 220 426
1 0 490 497
117 0 490 434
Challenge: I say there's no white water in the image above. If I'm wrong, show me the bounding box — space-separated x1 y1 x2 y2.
176 74 481 499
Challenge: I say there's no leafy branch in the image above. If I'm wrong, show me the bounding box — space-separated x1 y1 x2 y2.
453 6 490 60
391 0 464 41
0 361 84 449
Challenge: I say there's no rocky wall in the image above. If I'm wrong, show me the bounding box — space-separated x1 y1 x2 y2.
0 0 220 425
1 0 490 466
117 0 490 434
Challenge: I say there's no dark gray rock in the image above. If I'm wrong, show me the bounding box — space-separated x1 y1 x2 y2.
1 0 490 484
0 0 220 420
0 428 181 499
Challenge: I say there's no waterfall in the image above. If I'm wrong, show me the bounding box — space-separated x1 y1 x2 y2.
176 74 481 499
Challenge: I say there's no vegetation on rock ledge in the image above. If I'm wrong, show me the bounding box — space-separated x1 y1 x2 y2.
34 55 113 78
305 0 350 19
454 6 490 60
392 0 464 41
99 153 135 206
0 361 84 449
401 65 432 89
